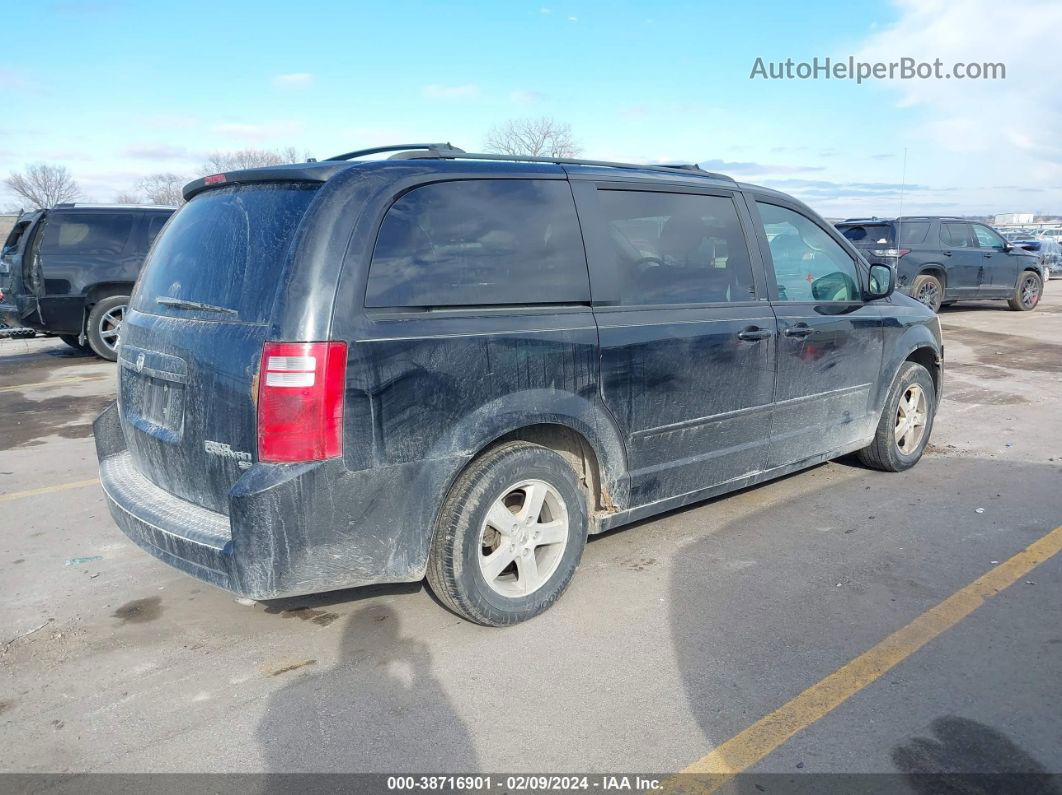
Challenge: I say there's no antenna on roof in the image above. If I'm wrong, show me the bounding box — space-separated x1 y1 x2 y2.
897 147 908 246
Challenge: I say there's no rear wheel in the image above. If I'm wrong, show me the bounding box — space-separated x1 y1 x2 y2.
59 334 88 351
427 441 588 626
86 295 128 360
858 361 936 472
912 274 943 313
1008 271 1042 311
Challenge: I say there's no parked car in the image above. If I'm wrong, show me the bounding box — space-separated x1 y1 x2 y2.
1012 238 1061 280
0 203 175 359
835 217 1044 312
94 144 943 626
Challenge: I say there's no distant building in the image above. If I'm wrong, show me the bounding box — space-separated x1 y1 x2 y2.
994 212 1035 226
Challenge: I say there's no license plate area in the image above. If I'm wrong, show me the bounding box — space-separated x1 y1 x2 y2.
119 345 187 442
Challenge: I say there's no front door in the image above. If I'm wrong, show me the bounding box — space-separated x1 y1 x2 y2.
973 223 1020 295
749 199 885 467
940 221 983 296
575 182 776 508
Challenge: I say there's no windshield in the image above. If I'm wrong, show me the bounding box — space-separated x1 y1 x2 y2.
131 183 319 323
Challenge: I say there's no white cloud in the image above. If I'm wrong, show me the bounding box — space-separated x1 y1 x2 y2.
212 120 305 140
510 90 545 106
539 7 551 13
856 0 1062 180
272 73 315 89
123 143 191 160
421 83 480 100
567 15 578 22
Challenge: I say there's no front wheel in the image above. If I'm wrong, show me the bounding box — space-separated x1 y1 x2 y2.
85 295 128 360
427 441 589 626
858 361 936 472
1008 271 1042 311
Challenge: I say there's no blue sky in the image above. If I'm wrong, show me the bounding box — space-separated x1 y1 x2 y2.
2 0 1059 216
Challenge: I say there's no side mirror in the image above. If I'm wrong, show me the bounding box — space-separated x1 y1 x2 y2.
811 271 859 302
1002 243 1013 252
866 263 895 299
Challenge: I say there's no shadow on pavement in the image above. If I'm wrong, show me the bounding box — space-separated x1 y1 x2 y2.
256 603 477 774
893 715 1059 793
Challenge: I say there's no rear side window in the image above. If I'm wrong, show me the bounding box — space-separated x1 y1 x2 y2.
942 223 976 248
365 179 589 307
598 190 756 305
132 183 318 323
897 222 931 245
3 220 32 254
40 213 135 256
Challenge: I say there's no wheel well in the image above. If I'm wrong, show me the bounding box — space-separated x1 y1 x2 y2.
85 283 134 307
906 346 941 396
918 266 946 286
486 423 609 513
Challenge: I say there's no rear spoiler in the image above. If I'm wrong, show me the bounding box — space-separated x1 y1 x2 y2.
182 163 349 201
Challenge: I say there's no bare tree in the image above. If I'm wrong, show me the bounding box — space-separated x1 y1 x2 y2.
136 173 186 206
200 146 305 175
114 190 141 204
4 163 81 209
484 117 582 159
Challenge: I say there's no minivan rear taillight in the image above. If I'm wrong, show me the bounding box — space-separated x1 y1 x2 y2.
258 341 347 463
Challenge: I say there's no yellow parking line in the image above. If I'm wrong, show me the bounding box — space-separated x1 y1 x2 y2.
0 478 100 503
678 523 1062 788
0 374 108 394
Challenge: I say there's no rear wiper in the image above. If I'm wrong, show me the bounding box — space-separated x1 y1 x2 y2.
156 297 238 316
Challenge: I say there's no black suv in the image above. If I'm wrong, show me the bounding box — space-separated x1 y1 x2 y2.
835 216 1044 313
94 144 943 626
0 203 175 359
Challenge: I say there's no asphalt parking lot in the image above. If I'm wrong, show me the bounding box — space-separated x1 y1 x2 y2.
2 291 1061 780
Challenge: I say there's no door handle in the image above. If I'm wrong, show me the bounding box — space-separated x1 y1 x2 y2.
943 251 953 257
783 324 814 338
737 326 773 342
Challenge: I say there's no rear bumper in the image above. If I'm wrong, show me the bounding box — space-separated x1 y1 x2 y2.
94 401 469 600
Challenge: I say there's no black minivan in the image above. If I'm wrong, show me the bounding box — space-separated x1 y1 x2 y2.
1 203 175 359
94 144 943 625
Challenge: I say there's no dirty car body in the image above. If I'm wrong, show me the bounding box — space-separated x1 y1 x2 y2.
94 148 943 609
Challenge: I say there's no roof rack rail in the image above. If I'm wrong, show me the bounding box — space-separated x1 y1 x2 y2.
326 143 465 161
325 143 735 182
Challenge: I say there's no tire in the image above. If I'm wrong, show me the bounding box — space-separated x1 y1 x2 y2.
426 441 589 626
857 361 936 472
1008 271 1042 311
911 274 943 313
59 334 88 351
85 295 128 361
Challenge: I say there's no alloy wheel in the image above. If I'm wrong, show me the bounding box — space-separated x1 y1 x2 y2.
895 384 928 455
98 305 124 354
478 479 569 597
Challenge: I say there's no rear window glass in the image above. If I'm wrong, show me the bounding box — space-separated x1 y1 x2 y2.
839 224 894 246
132 184 318 323
41 213 135 256
365 179 589 307
839 222 930 247
144 213 171 249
